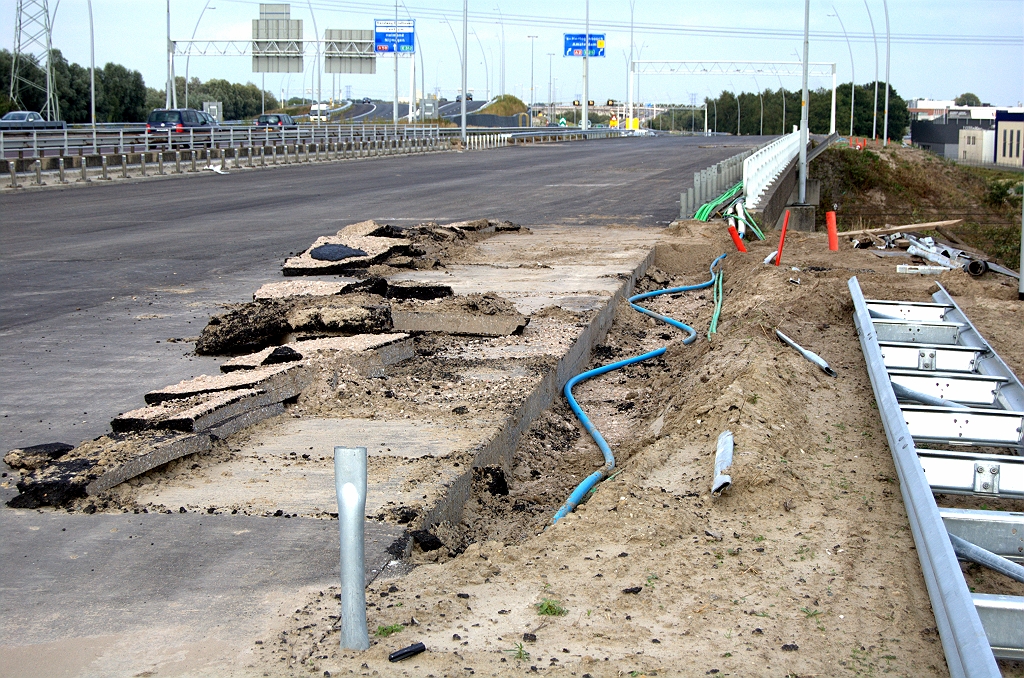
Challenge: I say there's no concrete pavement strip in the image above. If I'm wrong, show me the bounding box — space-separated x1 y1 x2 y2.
2 224 662 673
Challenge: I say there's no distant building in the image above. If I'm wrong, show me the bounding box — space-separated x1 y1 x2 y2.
957 127 994 164
912 104 1024 159
994 110 1024 167
912 117 993 158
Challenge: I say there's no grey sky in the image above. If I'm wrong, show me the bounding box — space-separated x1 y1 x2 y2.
2 0 1022 106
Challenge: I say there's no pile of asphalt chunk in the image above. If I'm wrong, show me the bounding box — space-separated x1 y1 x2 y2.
282 220 413 276
197 285 525 356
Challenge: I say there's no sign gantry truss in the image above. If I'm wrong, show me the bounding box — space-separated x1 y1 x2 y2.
632 60 836 78
628 60 837 135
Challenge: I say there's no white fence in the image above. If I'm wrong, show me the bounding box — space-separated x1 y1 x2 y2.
742 131 801 209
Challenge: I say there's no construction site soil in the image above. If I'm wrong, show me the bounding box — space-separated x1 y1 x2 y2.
114 222 1020 677
7 144 1024 677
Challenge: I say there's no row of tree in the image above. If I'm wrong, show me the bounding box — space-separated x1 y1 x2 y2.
650 82 910 139
1 50 279 123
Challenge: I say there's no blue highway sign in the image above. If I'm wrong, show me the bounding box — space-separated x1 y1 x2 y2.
375 19 416 53
563 34 605 57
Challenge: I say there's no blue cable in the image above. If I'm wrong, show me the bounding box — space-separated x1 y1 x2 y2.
551 254 727 524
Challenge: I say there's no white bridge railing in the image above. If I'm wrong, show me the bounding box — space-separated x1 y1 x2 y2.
742 130 801 209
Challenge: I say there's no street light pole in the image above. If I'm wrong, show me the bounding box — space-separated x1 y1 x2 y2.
882 0 890 145
628 0 636 126
185 1 214 110
548 53 555 123
831 6 855 136
864 0 879 141
461 0 468 143
306 0 321 126
87 0 95 126
495 5 505 96
799 0 810 203
528 36 537 127
582 0 590 131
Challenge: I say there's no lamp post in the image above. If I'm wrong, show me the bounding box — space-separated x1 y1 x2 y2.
581 0 590 130
776 74 786 134
628 0 637 123
799 0 810 204
882 0 890 145
185 1 214 110
306 0 321 126
548 53 555 123
495 5 505 96
528 35 538 127
472 29 489 101
864 0 879 140
87 0 95 127
461 0 468 143
830 6 856 136
753 75 763 136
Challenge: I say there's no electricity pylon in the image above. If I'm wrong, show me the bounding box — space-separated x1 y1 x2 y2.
9 0 61 121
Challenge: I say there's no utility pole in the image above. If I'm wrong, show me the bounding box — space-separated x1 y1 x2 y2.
461 0 468 143
882 0 890 145
582 0 590 130
799 0 810 203
528 36 538 127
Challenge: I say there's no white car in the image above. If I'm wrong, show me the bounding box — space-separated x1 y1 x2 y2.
309 102 330 122
2 111 44 122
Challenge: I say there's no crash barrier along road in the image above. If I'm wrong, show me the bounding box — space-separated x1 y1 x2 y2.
849 278 1024 676
1 124 626 188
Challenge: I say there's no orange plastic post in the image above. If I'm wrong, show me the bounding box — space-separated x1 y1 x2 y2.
727 226 748 252
775 210 791 266
826 211 839 251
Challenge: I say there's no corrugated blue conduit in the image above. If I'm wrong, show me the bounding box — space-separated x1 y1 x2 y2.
551 254 728 524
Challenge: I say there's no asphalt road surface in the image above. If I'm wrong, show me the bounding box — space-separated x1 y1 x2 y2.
0 135 770 452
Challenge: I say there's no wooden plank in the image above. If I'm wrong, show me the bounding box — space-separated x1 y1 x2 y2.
842 219 964 239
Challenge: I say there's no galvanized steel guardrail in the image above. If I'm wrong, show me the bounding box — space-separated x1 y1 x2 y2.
0 123 443 160
742 130 801 210
848 276 1003 678
1 123 624 160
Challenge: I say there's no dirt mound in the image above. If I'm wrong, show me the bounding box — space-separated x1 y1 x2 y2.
812 144 1022 268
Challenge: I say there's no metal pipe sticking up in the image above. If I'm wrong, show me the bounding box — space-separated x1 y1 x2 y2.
712 431 734 496
775 329 838 377
891 382 969 410
335 446 370 651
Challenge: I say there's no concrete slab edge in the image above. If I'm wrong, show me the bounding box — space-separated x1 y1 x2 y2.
416 246 657 531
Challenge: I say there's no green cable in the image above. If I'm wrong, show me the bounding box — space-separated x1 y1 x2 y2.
708 267 724 338
741 204 766 240
694 182 743 221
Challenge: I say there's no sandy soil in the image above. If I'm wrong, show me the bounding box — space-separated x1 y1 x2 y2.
254 223 1024 678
